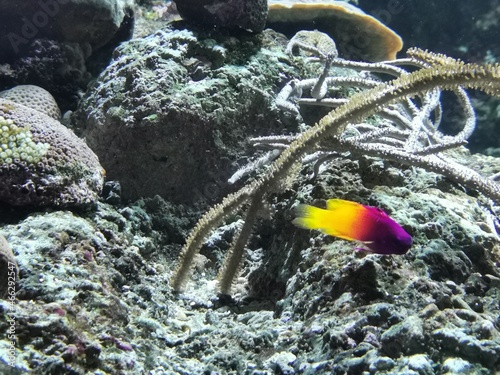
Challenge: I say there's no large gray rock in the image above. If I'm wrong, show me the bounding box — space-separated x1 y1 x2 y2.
0 0 135 57
75 26 309 204
174 0 268 32
0 0 135 111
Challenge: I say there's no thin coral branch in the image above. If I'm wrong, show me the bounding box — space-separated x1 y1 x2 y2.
228 150 281 185
170 186 251 291
218 194 262 294
338 138 500 202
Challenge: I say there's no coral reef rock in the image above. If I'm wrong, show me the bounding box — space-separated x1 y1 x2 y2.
0 99 104 207
0 0 135 58
0 0 135 111
76 27 306 203
0 157 499 373
174 0 268 32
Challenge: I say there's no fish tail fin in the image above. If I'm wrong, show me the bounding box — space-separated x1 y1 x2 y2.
292 204 331 231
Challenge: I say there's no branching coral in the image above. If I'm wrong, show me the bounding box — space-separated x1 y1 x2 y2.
171 40 500 294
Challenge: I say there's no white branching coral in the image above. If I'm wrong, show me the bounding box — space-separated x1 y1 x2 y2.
247 33 497 195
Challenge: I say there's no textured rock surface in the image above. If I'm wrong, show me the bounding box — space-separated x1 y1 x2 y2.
0 0 135 58
0 39 93 112
0 99 104 207
0 0 135 112
75 26 312 203
174 0 268 32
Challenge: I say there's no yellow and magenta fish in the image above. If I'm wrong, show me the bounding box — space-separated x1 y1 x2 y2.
293 199 412 255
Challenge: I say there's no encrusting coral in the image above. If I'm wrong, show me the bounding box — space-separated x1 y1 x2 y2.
267 0 403 61
0 99 104 207
171 46 500 294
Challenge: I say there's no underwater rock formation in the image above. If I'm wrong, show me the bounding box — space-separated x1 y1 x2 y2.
174 0 268 32
0 0 134 58
0 99 104 207
76 27 315 203
0 155 499 373
0 0 135 111
0 39 92 112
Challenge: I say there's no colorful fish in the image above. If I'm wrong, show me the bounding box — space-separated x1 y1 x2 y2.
293 199 412 255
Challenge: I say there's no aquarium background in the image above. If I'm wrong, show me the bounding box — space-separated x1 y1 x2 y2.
0 1 499 374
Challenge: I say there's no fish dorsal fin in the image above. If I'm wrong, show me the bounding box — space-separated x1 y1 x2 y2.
322 199 367 241
326 199 363 212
